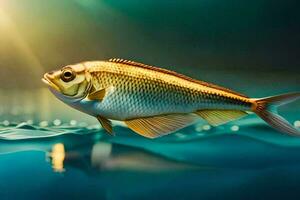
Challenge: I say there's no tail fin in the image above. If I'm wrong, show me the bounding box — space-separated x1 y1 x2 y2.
252 92 300 136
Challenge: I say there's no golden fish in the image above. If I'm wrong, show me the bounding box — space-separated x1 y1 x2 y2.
42 58 300 138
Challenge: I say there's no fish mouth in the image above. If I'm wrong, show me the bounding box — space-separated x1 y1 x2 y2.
42 74 60 91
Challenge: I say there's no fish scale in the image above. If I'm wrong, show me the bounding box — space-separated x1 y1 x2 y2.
87 61 252 120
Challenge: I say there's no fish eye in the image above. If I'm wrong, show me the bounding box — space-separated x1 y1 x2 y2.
61 68 75 82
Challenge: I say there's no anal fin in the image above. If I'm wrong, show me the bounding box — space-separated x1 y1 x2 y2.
124 113 198 139
195 109 248 126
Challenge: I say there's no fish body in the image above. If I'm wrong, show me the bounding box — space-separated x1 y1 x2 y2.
42 59 300 138
84 59 251 120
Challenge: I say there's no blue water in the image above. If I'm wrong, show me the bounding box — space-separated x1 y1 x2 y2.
0 114 300 200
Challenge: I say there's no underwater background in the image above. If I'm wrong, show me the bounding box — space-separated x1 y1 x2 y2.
0 0 299 199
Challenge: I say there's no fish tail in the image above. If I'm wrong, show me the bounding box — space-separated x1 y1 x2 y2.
251 92 300 136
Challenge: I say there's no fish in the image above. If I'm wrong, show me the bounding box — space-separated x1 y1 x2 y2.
42 58 300 138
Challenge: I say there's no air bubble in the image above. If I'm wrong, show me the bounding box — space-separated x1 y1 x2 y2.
175 132 186 138
202 125 211 131
294 120 300 128
70 120 77 126
3 120 10 126
39 121 48 127
26 120 33 125
53 119 61 126
231 125 239 132
195 125 203 132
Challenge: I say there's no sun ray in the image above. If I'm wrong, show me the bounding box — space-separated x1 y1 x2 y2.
0 7 43 77
0 6 49 119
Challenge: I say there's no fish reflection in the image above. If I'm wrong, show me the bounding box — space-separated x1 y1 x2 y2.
0 133 200 173
49 141 200 173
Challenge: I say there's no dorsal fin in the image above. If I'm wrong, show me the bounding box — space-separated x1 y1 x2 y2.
108 58 247 98
109 58 152 69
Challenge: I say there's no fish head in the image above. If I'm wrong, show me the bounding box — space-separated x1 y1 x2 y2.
42 63 92 102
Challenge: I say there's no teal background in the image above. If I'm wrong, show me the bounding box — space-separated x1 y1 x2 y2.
0 0 299 199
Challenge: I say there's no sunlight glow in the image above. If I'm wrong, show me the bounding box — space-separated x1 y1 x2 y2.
0 7 43 75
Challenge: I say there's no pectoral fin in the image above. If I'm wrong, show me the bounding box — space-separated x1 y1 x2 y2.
124 114 198 138
88 88 106 101
195 109 248 126
96 116 114 135
88 86 115 101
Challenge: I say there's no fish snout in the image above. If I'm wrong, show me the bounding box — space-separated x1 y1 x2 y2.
42 73 53 85
42 72 61 92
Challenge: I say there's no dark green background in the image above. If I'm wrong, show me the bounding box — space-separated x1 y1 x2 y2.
0 0 299 89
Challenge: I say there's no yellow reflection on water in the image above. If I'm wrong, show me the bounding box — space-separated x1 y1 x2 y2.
49 143 65 173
